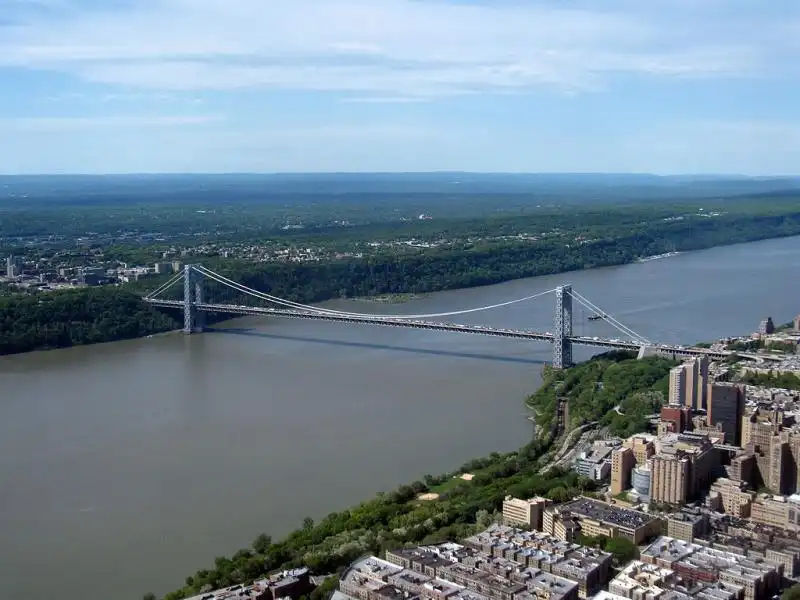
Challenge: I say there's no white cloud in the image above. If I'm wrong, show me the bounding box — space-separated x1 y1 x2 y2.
0 0 794 96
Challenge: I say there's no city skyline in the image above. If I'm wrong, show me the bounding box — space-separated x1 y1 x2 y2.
1 0 798 174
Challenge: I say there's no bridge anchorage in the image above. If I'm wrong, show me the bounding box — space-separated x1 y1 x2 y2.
143 264 731 369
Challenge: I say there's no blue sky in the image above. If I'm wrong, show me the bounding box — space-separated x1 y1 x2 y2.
0 0 798 174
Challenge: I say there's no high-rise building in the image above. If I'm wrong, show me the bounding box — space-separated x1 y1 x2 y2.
669 365 687 406
651 453 690 505
759 317 775 335
695 356 709 410
5 255 22 278
650 433 716 505
673 357 710 411
708 383 745 446
685 362 698 409
154 262 174 275
611 447 635 495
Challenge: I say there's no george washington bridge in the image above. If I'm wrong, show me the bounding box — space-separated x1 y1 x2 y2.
143 264 738 369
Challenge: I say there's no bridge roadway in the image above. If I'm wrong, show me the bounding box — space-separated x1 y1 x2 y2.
146 299 736 361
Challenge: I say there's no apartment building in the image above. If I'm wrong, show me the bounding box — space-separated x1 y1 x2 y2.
666 511 710 542
668 358 709 411
608 561 677 600
462 525 612 599
640 537 779 600
706 478 755 518
670 366 688 407
364 546 581 600
749 494 800 531
502 497 551 530
650 434 716 505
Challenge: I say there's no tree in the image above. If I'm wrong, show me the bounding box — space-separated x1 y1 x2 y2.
475 509 492 529
604 537 639 565
547 486 572 503
311 577 340 600
302 516 315 531
252 533 272 554
143 594 157 600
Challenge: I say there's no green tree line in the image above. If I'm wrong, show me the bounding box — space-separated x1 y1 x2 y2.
3 206 800 355
0 287 176 355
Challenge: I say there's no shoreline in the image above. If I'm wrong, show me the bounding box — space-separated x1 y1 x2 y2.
153 350 662 600
350 292 431 304
3 232 800 358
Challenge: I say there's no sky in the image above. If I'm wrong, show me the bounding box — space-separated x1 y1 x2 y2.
0 0 798 175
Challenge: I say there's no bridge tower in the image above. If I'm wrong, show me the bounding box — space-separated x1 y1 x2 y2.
182 264 206 334
553 285 573 369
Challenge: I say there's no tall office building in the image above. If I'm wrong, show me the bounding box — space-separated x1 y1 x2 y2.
708 383 745 445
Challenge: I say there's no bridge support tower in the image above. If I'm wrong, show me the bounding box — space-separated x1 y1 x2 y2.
553 285 573 369
182 264 206 334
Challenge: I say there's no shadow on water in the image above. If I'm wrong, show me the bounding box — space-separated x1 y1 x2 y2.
208 327 550 366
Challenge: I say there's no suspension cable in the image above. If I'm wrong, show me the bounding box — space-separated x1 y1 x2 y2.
568 289 649 343
569 289 648 342
570 292 646 343
145 271 184 299
197 266 557 320
195 265 558 320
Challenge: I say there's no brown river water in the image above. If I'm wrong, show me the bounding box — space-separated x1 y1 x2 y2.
2 235 799 600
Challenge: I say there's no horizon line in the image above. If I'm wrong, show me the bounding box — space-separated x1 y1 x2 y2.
1 171 799 178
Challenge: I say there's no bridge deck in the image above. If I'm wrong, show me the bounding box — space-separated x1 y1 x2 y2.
145 298 734 360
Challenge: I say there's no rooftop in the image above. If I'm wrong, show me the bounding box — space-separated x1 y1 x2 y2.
610 560 676 596
641 536 700 564
555 497 657 531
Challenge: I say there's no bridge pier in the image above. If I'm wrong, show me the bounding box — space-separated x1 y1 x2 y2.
553 285 573 369
182 264 205 334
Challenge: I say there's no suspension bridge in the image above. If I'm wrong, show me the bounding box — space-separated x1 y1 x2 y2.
144 264 731 369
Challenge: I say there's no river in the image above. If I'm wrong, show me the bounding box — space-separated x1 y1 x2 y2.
2 235 800 600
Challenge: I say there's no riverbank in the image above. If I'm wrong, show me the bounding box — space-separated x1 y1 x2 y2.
4 225 800 357
352 292 430 304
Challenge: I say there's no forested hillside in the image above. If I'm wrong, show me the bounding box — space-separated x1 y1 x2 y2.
0 288 177 355
527 352 676 437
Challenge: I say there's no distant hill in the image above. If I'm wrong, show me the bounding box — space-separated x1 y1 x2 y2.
1 172 798 207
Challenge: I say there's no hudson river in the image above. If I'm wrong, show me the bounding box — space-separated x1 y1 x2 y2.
2 235 800 600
